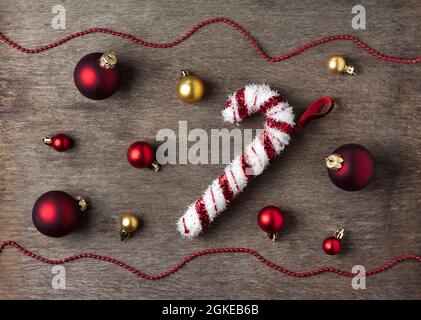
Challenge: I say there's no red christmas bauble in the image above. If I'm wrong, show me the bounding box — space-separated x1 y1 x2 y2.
322 236 342 255
326 143 375 191
51 134 72 152
74 52 120 100
32 191 83 237
127 141 155 169
257 206 285 235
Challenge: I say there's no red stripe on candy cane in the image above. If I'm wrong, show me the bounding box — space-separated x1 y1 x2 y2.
263 131 277 160
195 198 210 231
218 175 235 203
235 88 249 121
265 119 294 135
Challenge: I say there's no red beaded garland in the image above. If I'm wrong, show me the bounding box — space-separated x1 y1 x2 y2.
1 241 419 280
1 18 419 63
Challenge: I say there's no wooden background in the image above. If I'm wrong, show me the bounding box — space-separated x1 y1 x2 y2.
0 0 420 299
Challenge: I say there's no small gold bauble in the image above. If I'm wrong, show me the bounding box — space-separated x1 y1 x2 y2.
119 212 140 240
177 70 205 104
326 55 356 75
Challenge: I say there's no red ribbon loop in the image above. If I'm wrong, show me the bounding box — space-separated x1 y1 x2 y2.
295 96 334 132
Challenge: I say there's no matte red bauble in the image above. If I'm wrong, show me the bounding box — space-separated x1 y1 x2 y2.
43 134 72 152
257 205 285 241
74 52 120 100
326 143 375 191
127 141 160 171
32 191 89 237
322 229 344 255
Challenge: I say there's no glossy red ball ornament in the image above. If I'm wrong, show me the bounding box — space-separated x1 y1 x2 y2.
323 237 342 255
326 143 375 191
322 228 344 255
32 191 88 237
127 141 160 171
43 134 72 152
74 52 120 100
257 205 285 240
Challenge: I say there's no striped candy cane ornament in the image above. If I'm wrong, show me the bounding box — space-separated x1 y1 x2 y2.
177 84 334 239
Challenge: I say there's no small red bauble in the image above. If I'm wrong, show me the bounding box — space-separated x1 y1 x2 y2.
127 141 160 171
32 191 89 237
326 143 375 191
43 134 72 152
257 205 285 241
74 52 120 100
322 228 344 255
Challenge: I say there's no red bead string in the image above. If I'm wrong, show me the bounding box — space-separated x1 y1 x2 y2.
0 241 419 280
0 17 420 63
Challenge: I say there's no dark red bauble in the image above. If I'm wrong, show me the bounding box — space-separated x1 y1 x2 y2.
127 141 155 169
51 134 72 152
326 143 375 191
74 52 120 100
322 236 342 255
257 206 285 235
32 191 82 237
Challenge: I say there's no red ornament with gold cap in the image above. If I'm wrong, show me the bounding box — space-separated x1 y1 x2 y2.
325 144 375 191
127 141 160 171
74 51 120 100
323 228 345 255
32 190 89 237
43 133 72 152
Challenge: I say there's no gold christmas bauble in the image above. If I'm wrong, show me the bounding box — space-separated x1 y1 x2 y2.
119 212 140 240
177 70 205 104
326 55 347 73
326 55 356 75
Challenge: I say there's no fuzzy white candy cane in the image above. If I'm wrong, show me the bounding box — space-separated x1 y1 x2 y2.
177 84 334 239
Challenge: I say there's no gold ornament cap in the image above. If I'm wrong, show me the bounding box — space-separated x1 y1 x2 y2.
119 212 140 241
150 161 160 172
74 196 89 212
325 154 344 171
326 55 356 75
99 51 118 69
43 136 53 146
179 70 190 78
267 233 277 242
334 228 345 239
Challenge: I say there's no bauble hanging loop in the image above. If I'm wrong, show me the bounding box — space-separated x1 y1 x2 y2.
326 55 356 75
127 141 160 171
257 206 285 241
32 190 90 237
74 51 120 100
326 143 375 191
43 134 73 152
177 70 205 104
119 212 140 241
323 228 344 255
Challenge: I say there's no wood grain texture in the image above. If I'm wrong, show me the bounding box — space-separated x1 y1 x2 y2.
0 0 420 299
